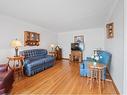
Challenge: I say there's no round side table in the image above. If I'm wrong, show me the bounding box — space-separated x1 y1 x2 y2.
7 56 24 79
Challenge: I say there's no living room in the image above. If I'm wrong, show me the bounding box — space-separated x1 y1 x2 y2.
0 0 126 95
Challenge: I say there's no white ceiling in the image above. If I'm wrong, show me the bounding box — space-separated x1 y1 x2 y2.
0 0 116 32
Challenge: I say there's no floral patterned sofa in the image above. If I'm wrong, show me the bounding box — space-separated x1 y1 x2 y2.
20 49 55 76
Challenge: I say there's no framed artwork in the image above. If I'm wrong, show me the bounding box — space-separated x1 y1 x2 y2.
24 31 40 46
106 22 114 39
74 35 84 43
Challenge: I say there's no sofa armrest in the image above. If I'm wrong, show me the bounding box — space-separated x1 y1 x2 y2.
86 57 94 61
0 69 14 93
0 64 8 72
24 59 30 65
80 60 89 69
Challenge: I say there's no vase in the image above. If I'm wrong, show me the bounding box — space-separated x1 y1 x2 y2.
93 61 97 66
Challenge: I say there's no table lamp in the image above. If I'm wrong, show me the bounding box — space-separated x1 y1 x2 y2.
50 44 54 51
11 39 22 57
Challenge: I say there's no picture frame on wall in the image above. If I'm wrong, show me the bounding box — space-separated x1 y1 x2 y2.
106 22 114 39
74 35 84 43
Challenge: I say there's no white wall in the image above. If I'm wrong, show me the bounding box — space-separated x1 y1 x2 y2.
104 0 124 94
57 28 104 59
0 14 57 63
124 0 127 94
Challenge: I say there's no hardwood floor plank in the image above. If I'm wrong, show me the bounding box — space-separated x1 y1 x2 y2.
11 60 119 95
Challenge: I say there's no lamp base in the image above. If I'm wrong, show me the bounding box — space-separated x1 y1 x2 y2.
14 55 19 57
15 47 19 57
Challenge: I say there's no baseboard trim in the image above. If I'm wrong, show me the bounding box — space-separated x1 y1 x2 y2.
107 70 120 95
62 58 69 60
62 58 83 63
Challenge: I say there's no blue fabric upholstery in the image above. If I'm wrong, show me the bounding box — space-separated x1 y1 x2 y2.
80 50 112 80
20 49 55 76
20 49 47 58
80 60 89 76
98 51 112 66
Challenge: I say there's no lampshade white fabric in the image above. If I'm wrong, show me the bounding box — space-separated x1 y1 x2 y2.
50 44 55 48
11 39 22 48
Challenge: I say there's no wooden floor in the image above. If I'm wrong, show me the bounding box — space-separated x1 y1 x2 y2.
11 60 118 95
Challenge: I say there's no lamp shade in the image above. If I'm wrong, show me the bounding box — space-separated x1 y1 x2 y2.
11 39 22 48
50 44 54 48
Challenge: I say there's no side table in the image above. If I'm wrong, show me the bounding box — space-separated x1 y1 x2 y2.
49 51 56 57
7 56 24 79
88 62 105 93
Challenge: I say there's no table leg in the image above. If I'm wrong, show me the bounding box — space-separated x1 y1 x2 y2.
98 69 101 94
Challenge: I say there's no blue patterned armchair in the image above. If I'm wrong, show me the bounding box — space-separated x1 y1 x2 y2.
20 49 55 76
80 50 112 80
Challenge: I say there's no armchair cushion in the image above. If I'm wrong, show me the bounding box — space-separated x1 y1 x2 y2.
0 64 14 94
80 50 112 80
98 50 112 65
80 60 89 76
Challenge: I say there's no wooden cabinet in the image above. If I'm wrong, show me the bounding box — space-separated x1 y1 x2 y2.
55 46 62 60
106 23 114 39
70 50 83 63
24 31 40 46
55 49 62 60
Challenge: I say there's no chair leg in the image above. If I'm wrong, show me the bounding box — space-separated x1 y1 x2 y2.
89 70 94 90
87 76 90 85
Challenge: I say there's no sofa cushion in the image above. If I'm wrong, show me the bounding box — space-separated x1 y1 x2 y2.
97 50 112 65
24 57 45 66
20 49 47 58
44 55 55 63
29 58 45 65
26 56 44 62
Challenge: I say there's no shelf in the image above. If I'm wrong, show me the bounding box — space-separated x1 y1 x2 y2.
24 31 40 46
106 23 114 39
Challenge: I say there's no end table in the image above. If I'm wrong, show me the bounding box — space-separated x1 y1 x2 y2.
7 56 24 79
